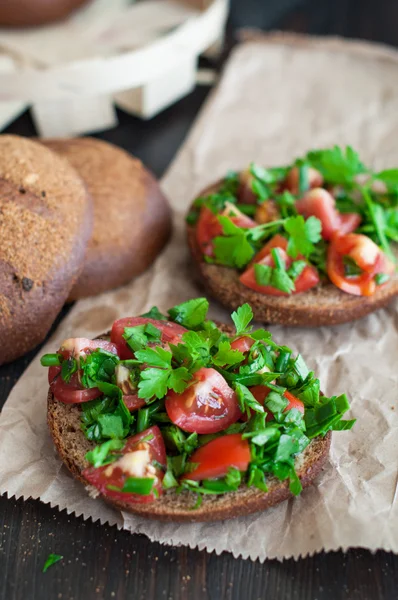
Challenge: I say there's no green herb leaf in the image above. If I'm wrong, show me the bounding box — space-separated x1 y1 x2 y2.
43 554 63 573
117 477 154 495
212 340 245 367
123 324 162 353
61 357 78 383
284 215 322 259
168 298 209 329
375 272 390 285
231 303 253 335
40 353 62 367
235 382 265 414
135 346 171 369
306 146 365 184
254 263 272 286
213 233 255 268
85 439 125 468
140 306 168 320
80 349 119 389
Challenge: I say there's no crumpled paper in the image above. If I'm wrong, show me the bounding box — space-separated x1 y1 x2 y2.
0 34 397 561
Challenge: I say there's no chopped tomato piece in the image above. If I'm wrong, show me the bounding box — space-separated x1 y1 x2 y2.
230 336 255 354
48 339 118 404
123 394 146 412
111 317 187 360
196 205 256 257
240 244 319 296
49 367 103 404
251 234 288 263
285 166 324 195
283 391 305 414
83 426 166 504
296 188 361 240
327 233 394 296
165 367 242 434
182 434 251 481
338 212 362 236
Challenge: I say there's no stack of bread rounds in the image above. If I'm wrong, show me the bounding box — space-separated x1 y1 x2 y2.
0 135 92 365
42 138 172 301
0 134 171 365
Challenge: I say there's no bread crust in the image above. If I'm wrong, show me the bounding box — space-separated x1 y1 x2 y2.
0 0 89 27
186 181 398 327
47 331 332 522
42 138 172 301
0 135 92 365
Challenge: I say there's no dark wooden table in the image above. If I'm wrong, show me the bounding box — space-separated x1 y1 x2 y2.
1 2 398 598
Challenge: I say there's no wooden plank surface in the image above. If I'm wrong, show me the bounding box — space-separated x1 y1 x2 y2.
1 1 398 598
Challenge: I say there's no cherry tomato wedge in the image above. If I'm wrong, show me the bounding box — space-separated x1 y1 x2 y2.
165 367 242 434
230 336 254 354
327 233 394 296
123 394 146 412
111 317 187 360
182 434 251 481
48 339 118 404
283 390 305 414
240 245 319 296
196 206 256 257
83 426 166 504
251 234 288 264
338 212 362 236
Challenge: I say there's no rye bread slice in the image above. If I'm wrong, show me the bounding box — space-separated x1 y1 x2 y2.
186 181 398 327
0 135 92 365
42 138 172 301
47 332 332 523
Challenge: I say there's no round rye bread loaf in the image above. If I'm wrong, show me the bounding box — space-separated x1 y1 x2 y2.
42 138 172 301
0 0 89 27
0 135 92 365
47 330 332 523
187 180 398 327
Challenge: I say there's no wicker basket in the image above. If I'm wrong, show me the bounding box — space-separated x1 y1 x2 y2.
0 0 228 136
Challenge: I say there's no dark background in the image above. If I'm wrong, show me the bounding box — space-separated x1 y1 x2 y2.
1 1 398 599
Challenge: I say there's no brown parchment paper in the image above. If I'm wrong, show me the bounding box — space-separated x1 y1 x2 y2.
0 33 398 561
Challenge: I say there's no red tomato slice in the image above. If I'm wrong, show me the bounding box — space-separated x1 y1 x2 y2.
338 212 362 236
296 188 340 240
123 394 146 412
49 339 118 404
296 188 361 240
327 233 394 296
196 205 256 257
240 248 319 296
111 317 187 360
82 426 166 504
285 166 324 195
49 367 103 404
251 234 288 263
165 367 242 434
230 336 254 354
182 434 251 481
283 390 305 414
